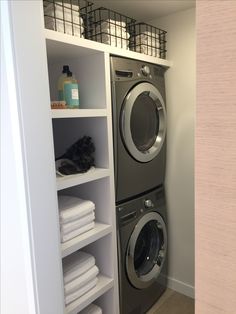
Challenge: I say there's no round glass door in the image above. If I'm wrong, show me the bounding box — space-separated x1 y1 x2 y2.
121 82 166 163
126 212 167 289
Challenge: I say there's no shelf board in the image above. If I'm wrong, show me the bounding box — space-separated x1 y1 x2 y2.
61 222 112 258
56 168 110 191
65 275 114 314
52 109 107 119
45 29 173 68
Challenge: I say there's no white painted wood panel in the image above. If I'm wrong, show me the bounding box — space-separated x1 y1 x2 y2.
3 1 65 313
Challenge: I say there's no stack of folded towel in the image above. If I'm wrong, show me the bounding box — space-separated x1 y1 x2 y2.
91 19 130 49
63 251 99 305
131 31 160 57
44 1 84 37
80 303 102 314
58 195 95 243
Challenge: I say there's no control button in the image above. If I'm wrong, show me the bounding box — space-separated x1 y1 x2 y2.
144 199 153 208
140 208 144 213
118 207 123 212
141 65 151 76
137 73 141 77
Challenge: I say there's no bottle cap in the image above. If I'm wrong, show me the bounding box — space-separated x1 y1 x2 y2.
62 65 70 73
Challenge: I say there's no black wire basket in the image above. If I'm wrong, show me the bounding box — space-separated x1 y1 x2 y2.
86 7 136 50
43 0 93 38
129 22 167 59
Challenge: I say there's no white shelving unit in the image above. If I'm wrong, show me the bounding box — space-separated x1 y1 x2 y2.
52 109 108 119
61 223 112 258
44 13 172 314
56 168 110 191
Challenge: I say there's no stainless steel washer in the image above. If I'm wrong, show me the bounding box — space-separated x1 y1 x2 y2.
110 56 167 203
117 186 168 314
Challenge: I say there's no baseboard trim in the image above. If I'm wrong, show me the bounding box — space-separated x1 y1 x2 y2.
167 276 195 299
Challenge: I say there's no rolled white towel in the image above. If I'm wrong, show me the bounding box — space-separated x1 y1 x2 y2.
99 19 126 28
44 2 80 17
64 265 99 295
58 195 95 224
136 30 160 39
45 17 84 37
134 45 160 57
134 35 160 48
80 304 102 314
95 34 129 48
61 212 95 235
65 277 98 305
45 11 82 24
93 25 129 38
63 251 95 284
61 221 95 242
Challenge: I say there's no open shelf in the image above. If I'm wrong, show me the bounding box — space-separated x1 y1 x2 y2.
52 109 107 119
45 29 172 68
56 168 110 191
61 222 112 258
65 275 114 314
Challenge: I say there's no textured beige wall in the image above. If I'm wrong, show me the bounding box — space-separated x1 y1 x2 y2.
196 1 236 313
150 8 195 297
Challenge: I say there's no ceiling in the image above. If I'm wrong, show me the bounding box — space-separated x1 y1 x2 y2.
92 0 196 22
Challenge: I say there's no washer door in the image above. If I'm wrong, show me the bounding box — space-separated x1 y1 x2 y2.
121 82 166 163
126 212 167 289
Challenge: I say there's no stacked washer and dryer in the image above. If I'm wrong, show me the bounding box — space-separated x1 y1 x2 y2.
110 56 168 314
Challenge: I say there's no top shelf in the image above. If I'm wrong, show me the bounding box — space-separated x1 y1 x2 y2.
45 29 173 68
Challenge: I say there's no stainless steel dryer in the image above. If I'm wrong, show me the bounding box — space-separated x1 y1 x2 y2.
117 186 168 314
110 56 167 203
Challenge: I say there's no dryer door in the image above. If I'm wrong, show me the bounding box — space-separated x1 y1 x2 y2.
126 212 167 289
121 82 166 163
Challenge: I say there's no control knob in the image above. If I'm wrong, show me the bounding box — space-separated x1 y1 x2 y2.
144 199 153 208
141 65 150 76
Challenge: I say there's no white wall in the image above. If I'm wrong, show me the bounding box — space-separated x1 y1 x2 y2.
150 8 195 298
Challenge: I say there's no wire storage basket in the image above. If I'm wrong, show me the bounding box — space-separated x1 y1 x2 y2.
43 0 93 38
86 7 136 50
129 22 167 59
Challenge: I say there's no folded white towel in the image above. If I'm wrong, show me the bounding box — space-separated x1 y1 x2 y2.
61 212 95 235
63 251 95 284
65 277 98 305
64 265 99 295
61 221 95 242
58 195 95 223
80 303 102 314
45 17 84 37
